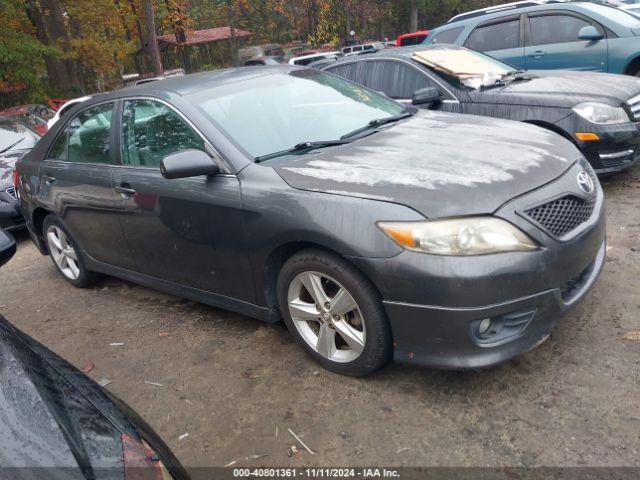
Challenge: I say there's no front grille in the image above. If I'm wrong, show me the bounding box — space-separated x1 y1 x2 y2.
4 187 17 200
627 93 640 121
524 195 596 238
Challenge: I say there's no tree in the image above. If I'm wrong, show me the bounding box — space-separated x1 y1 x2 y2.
410 0 418 31
142 0 163 74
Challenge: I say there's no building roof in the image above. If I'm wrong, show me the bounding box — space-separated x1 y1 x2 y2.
157 27 253 46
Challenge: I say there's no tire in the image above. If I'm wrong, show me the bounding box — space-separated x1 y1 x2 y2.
43 215 95 288
277 249 392 376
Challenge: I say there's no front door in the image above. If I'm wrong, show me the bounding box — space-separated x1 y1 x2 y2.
39 102 135 269
111 98 253 302
524 12 607 71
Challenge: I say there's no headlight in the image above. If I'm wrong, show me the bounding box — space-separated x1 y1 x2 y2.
377 217 538 256
572 102 630 125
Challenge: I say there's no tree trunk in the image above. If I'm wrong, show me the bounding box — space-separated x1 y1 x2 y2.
24 1 60 91
410 0 418 32
226 0 237 66
36 0 82 95
142 0 163 75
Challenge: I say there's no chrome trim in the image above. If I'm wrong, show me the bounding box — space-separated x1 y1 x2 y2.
598 149 634 160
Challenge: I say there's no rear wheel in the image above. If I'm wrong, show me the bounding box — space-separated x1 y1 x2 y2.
277 249 392 376
43 215 95 287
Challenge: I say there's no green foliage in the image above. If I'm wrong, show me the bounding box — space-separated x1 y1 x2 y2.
0 0 60 104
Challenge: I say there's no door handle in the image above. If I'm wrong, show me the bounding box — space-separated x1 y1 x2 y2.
42 175 55 183
528 50 546 58
114 185 136 198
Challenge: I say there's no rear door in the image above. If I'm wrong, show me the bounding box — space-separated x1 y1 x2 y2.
524 11 607 71
465 15 526 69
38 102 135 269
111 98 252 301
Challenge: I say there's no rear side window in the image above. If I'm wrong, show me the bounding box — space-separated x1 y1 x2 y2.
399 35 428 46
365 61 431 99
430 27 464 45
529 14 592 46
49 103 114 163
121 99 204 167
467 19 520 51
326 61 369 86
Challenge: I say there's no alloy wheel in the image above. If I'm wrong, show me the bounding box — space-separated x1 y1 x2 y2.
287 271 366 363
46 225 81 280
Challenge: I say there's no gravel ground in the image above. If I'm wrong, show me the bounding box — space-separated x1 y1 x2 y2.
1 165 639 470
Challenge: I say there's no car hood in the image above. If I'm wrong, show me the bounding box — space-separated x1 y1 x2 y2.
275 111 579 218
472 70 640 108
0 149 27 190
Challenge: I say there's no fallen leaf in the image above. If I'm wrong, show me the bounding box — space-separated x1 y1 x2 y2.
159 332 170 337
82 361 95 373
621 331 640 341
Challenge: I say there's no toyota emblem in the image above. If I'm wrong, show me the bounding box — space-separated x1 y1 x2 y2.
577 171 595 195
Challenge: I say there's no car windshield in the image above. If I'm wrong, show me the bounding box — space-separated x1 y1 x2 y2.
0 121 40 154
188 69 405 160
581 3 640 27
412 47 519 89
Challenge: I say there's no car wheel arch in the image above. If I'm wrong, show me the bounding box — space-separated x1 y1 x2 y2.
624 56 640 76
262 241 381 319
522 120 577 146
32 207 51 238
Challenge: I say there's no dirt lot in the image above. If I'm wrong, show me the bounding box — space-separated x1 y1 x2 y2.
1 166 639 469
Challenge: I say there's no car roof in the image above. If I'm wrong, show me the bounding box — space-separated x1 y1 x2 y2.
94 65 301 100
324 44 464 66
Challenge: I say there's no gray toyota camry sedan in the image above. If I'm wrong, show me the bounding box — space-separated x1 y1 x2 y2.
15 66 605 376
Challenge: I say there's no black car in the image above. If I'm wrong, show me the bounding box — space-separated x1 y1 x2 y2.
16 67 604 375
0 230 189 479
1 119 40 231
321 44 640 175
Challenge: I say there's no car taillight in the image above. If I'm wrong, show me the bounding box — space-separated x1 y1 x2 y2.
121 434 168 480
12 170 20 190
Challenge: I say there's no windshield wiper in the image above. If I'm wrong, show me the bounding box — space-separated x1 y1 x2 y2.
0 137 24 154
340 111 413 140
255 139 351 163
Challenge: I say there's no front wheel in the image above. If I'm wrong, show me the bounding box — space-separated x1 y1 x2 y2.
277 249 392 376
43 215 95 288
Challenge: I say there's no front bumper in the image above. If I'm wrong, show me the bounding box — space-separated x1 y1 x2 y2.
348 159 606 369
0 195 25 232
560 117 640 174
382 240 604 369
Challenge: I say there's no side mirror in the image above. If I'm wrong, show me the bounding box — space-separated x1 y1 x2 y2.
160 149 220 179
412 87 441 107
0 230 16 268
578 26 603 41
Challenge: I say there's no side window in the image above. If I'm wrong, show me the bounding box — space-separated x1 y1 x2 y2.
467 19 520 52
51 103 114 164
122 99 205 167
529 14 593 46
49 129 69 160
326 62 368 86
431 26 464 45
366 61 432 99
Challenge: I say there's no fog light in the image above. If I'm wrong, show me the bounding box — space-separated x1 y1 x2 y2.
478 318 491 335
